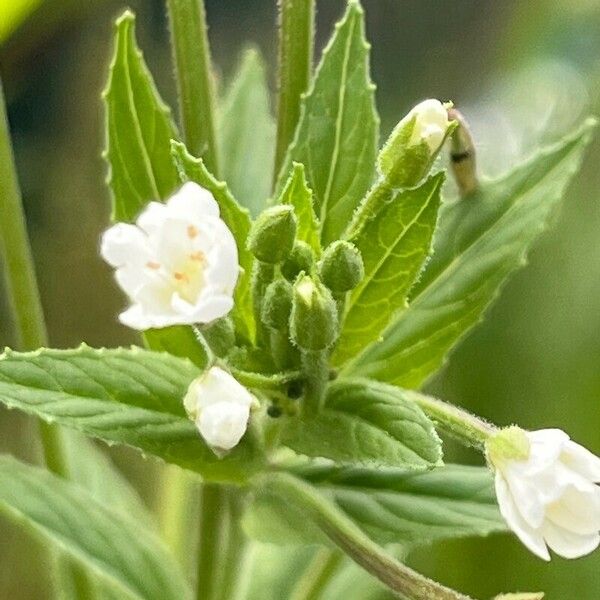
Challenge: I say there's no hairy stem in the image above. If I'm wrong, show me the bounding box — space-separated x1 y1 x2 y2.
274 0 315 182
290 548 343 600
301 350 329 416
267 473 473 600
167 0 219 175
411 392 497 449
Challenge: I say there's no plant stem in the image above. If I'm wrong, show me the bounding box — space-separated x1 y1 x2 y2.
159 466 201 578
251 261 275 346
0 81 68 477
290 548 342 600
196 483 226 600
0 79 92 596
274 0 315 182
218 491 250 600
301 350 329 416
267 473 473 600
411 392 497 450
167 0 219 175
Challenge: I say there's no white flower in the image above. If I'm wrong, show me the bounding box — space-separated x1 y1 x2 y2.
487 427 600 561
407 99 451 152
183 367 257 451
101 182 239 330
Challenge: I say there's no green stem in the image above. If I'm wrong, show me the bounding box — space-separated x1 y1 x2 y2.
196 483 226 600
0 79 92 596
411 392 496 449
167 0 219 175
251 261 275 346
267 473 473 600
218 491 249 600
290 548 342 600
269 327 296 370
274 0 315 182
158 466 201 578
301 350 328 416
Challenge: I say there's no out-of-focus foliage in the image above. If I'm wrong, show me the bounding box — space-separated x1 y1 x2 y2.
0 0 43 43
1 0 599 598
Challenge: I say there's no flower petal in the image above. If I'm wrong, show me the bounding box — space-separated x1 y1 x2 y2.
100 223 150 267
167 182 220 220
546 485 600 535
542 521 600 559
562 440 600 483
197 402 250 451
495 473 550 560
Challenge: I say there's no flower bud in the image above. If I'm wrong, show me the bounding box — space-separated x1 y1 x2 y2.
378 99 454 188
281 241 315 281
290 275 339 351
183 366 258 452
319 241 364 293
261 278 293 331
247 205 297 264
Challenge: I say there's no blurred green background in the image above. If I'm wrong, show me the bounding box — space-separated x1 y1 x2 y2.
1 0 599 598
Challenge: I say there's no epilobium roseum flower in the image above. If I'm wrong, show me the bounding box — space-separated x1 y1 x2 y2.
101 182 239 330
184 367 257 452
486 426 600 561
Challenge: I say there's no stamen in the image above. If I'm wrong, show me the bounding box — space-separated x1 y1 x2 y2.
146 261 161 270
190 251 205 263
174 271 189 282
187 225 199 239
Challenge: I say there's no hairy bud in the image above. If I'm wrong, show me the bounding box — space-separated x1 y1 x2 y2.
379 99 454 188
319 241 364 293
261 278 293 331
290 275 339 351
247 205 297 263
281 241 315 281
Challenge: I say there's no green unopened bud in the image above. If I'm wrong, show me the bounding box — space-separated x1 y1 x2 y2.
319 241 364 293
290 275 339 351
261 278 293 331
247 205 297 263
281 241 315 281
379 99 455 188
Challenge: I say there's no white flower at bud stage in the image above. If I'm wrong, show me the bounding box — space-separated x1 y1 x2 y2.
184 367 257 452
486 426 600 561
407 98 451 153
101 182 239 330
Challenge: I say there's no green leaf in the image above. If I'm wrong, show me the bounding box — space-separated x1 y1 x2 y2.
171 141 255 343
281 378 441 468
278 162 321 255
0 455 192 600
333 173 444 365
103 10 180 222
244 463 505 547
218 48 275 217
0 346 264 482
61 433 153 526
345 119 597 387
144 325 209 370
275 1 379 245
